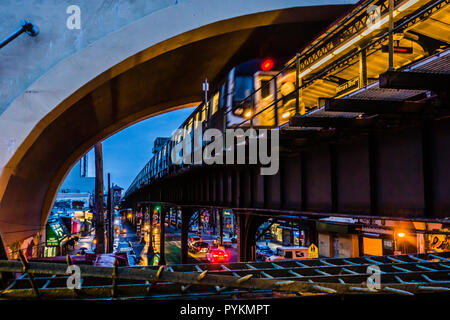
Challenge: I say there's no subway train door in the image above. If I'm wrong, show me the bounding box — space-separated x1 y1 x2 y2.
253 71 278 127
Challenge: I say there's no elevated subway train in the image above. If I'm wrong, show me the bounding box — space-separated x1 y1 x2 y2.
126 58 297 195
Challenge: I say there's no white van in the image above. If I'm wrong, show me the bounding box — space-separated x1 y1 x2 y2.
265 246 309 262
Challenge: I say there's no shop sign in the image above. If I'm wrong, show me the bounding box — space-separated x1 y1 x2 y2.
336 77 359 95
427 233 450 252
361 227 393 235
46 220 68 247
46 225 59 247
308 244 319 259
383 239 394 250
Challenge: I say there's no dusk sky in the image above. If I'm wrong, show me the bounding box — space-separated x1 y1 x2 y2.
83 107 196 191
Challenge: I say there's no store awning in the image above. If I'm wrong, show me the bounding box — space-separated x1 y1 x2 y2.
316 221 356 234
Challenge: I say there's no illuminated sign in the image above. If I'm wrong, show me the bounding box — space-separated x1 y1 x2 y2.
382 45 413 54
46 220 68 247
336 77 359 95
308 244 319 259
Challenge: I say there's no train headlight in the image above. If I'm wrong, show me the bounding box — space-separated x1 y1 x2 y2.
234 107 244 116
282 111 291 119
244 110 252 118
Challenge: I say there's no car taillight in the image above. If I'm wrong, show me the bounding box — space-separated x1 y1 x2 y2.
224 254 228 258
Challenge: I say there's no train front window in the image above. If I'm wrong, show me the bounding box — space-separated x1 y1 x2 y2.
234 76 253 101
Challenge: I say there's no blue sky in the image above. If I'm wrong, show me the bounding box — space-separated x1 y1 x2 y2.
83 107 196 191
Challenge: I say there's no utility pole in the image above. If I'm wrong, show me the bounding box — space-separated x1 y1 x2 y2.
94 143 105 254
107 173 114 253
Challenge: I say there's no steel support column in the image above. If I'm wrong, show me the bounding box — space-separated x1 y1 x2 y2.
422 120 435 218
330 143 338 213
181 208 194 264
219 209 224 246
159 208 167 265
148 206 154 254
368 133 379 215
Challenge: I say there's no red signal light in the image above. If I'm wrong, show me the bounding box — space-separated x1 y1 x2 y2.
261 58 274 71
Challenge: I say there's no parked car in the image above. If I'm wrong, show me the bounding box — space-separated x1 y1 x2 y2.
265 246 309 262
256 245 273 261
190 241 209 253
188 236 201 251
206 248 229 263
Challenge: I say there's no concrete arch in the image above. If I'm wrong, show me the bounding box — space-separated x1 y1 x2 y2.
0 0 355 248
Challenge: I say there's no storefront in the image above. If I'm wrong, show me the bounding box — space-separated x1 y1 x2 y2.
360 226 396 256
316 220 359 258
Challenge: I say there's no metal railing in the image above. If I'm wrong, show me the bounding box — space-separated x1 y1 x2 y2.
0 20 39 50
1 251 450 299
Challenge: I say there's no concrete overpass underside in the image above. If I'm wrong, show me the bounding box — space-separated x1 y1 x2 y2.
0 1 354 250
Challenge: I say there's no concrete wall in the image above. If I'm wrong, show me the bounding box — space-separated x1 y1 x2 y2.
0 0 184 115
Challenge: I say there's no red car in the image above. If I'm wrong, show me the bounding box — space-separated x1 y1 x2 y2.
206 248 229 263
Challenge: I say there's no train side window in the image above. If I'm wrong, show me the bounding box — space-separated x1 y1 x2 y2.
284 251 293 259
194 112 199 129
260 80 271 99
220 83 226 109
187 119 193 134
211 92 219 115
202 102 209 121
200 106 205 122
